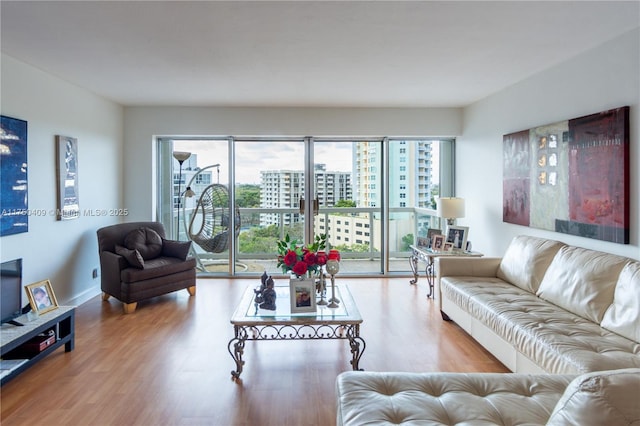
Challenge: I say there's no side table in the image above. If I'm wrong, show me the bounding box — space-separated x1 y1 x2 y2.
409 245 483 298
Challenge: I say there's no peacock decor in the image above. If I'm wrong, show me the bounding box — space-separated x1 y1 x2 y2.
182 165 241 255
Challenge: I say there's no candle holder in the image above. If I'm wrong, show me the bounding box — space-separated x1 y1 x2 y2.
326 259 340 308
317 271 327 305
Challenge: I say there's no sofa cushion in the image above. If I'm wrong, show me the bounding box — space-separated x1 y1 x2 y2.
497 236 565 293
601 261 640 342
124 227 163 260
442 278 640 374
536 246 628 323
546 368 640 425
335 371 573 426
115 245 144 269
161 239 191 261
121 256 196 283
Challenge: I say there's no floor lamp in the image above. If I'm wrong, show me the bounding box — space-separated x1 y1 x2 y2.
173 151 192 240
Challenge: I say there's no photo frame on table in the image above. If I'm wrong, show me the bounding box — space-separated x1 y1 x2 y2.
426 228 441 248
431 234 445 251
25 279 59 315
56 135 80 220
416 236 429 248
446 226 469 251
289 279 317 313
443 242 454 252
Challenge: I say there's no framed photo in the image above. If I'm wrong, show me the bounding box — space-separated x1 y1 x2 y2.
443 242 453 252
446 226 469 251
416 236 429 247
426 228 441 248
431 234 445 251
289 278 316 313
56 135 80 220
25 279 59 314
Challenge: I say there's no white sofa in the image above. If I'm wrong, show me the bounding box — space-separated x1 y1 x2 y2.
336 368 640 425
436 235 640 374
335 236 640 425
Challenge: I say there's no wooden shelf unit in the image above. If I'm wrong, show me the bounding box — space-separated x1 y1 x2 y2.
1 306 75 386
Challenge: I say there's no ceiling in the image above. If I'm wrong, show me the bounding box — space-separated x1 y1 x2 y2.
1 1 638 108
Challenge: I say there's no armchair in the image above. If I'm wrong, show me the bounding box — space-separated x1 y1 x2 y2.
97 222 196 313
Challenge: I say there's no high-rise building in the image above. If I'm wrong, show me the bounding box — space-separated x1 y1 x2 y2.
260 164 352 227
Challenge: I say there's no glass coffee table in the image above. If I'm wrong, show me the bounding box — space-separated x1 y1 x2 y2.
228 284 365 380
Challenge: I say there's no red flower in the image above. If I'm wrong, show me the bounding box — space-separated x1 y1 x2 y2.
284 250 298 267
303 252 317 266
292 261 308 276
316 251 327 265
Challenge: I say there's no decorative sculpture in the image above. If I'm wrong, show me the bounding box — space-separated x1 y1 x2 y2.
254 271 268 304
259 276 276 311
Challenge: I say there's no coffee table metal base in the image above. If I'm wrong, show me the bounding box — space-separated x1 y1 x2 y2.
228 323 365 380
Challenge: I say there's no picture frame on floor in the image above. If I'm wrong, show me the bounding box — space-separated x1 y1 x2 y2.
289 278 317 313
25 279 59 314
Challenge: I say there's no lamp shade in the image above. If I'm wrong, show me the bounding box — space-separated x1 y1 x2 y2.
172 151 191 163
437 197 465 219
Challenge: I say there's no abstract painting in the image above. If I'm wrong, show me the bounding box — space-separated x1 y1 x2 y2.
503 106 629 244
56 135 80 220
1 116 28 236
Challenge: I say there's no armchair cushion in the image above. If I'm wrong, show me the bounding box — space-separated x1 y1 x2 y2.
162 239 191 261
115 245 145 269
124 227 163 260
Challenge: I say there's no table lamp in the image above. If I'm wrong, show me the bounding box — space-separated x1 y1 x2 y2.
437 197 465 226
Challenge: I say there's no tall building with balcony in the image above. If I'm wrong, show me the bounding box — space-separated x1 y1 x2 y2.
172 154 214 210
260 164 352 227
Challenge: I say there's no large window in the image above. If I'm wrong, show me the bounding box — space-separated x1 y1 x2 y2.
157 137 454 276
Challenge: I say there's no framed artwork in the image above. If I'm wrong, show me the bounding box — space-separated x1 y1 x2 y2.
503 106 630 244
1 115 28 236
446 226 469 251
25 279 59 315
289 278 316 313
56 135 80 220
431 234 445 251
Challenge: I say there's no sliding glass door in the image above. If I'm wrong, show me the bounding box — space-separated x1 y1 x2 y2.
157 137 452 277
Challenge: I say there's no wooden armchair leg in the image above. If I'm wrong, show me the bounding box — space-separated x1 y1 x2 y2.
187 285 196 296
123 302 137 314
102 292 111 301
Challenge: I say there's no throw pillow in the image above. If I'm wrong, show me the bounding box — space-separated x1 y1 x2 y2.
124 227 163 260
161 239 192 261
115 245 145 269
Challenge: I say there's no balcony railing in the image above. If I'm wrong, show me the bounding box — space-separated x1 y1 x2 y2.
175 206 441 276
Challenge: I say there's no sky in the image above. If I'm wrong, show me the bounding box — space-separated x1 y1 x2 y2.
174 139 439 184
175 140 354 185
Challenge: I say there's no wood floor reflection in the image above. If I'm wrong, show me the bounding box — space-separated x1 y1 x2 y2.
1 278 508 426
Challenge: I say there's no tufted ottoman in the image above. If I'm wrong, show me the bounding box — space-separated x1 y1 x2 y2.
335 369 640 425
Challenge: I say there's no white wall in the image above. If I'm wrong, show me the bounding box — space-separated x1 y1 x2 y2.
123 106 463 221
1 54 124 306
458 29 639 259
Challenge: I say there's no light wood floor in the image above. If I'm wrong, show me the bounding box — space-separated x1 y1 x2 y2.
1 278 508 426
